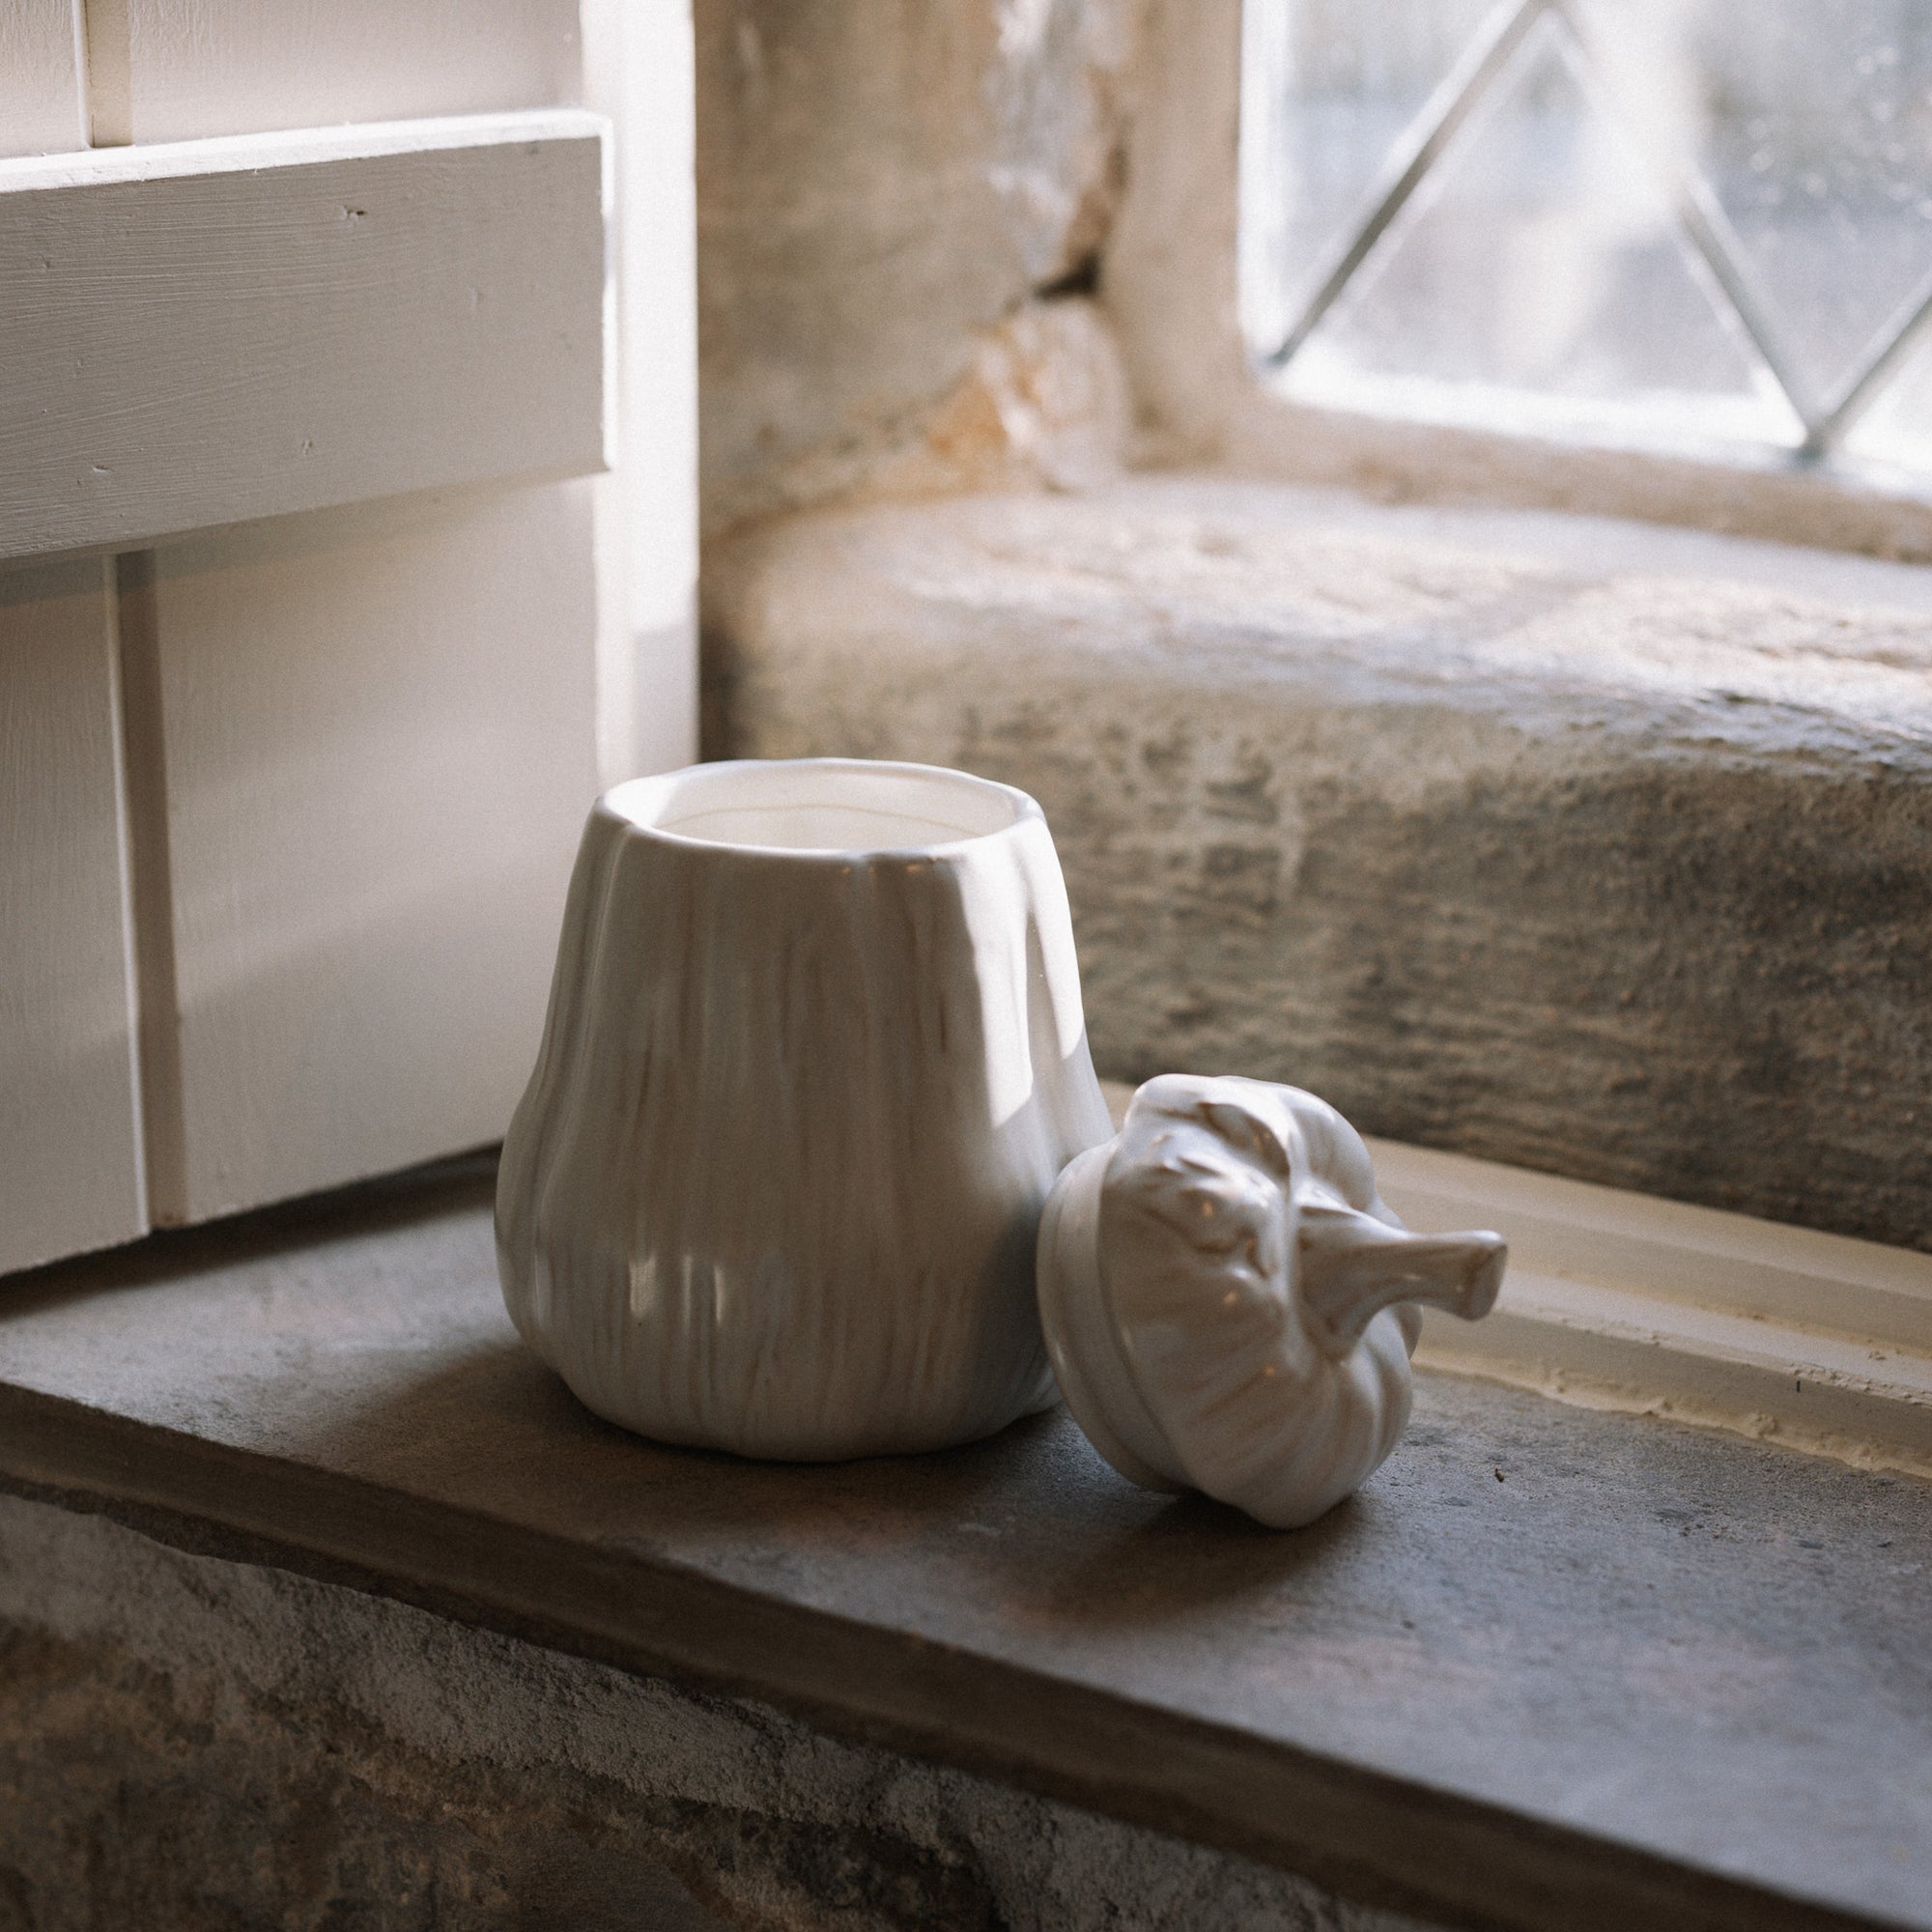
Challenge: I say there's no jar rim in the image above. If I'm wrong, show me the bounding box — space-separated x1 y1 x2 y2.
601 757 1042 859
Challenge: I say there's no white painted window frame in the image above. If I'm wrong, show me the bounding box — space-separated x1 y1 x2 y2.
1100 0 1932 1477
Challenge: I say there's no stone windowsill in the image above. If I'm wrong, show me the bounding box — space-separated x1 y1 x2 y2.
1 1157 1928 1932
705 472 1932 1252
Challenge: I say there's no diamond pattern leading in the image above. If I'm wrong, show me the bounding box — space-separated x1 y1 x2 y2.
1243 0 1523 361
1282 11 1794 440
1688 2 1932 413
1261 0 1550 371
1254 0 1932 461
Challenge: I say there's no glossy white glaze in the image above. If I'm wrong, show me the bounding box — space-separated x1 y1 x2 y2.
497 757 1115 1460
1037 1074 1505 1527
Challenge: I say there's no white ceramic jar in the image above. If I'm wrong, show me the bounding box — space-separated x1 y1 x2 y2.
497 757 1115 1460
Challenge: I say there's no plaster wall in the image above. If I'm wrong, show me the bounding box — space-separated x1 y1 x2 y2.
695 0 1141 533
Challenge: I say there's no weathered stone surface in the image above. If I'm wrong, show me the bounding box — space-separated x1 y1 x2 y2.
706 476 1932 1247
696 0 1140 529
0 1494 1428 1932
3 1161 1929 1931
856 297 1132 506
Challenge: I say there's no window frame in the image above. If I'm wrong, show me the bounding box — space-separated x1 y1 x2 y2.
1105 0 1932 567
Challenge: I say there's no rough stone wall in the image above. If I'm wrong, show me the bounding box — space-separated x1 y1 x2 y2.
707 479 1932 1251
695 0 1141 533
0 1493 1436 1932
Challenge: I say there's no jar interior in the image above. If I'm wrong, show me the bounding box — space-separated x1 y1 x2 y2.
618 760 1022 853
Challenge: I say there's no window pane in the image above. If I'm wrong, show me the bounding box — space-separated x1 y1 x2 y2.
1694 0 1932 402
1238 0 1501 354
1283 13 1796 443
1842 326 1932 461
1243 0 1932 465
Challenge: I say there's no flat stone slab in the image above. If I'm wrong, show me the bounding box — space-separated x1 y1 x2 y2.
706 477 1932 1248
1 1165 1928 1932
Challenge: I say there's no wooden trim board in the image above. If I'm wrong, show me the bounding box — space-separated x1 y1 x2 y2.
0 109 608 560
1381 1138 1932 1481
0 0 87 158
0 554 146 1270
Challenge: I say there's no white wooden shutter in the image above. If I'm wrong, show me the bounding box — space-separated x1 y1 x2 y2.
0 0 696 1264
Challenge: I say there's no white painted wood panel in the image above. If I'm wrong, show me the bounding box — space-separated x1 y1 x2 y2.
0 1 85 158
150 482 598 1221
0 558 146 1271
99 0 579 144
0 113 608 562
582 0 700 783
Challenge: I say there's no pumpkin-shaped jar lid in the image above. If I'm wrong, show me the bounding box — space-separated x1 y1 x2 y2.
1037 1075 1506 1528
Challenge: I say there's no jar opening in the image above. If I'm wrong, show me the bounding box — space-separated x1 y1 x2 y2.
611 759 1027 854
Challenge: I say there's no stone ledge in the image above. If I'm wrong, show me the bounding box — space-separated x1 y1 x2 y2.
0 1489 1425 1932
2 1166 1930 1932
704 475 1932 1248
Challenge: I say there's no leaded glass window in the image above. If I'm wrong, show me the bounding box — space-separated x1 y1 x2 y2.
1241 0 1932 469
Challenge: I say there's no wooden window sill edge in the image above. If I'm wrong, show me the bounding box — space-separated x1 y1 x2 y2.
1378 1135 1932 1485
